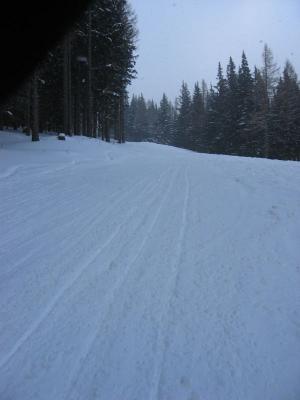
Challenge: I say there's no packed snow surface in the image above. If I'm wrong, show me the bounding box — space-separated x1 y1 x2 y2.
0 132 299 400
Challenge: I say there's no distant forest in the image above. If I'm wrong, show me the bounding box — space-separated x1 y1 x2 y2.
126 45 300 161
1 2 299 164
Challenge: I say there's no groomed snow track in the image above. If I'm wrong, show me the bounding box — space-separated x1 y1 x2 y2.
0 132 299 400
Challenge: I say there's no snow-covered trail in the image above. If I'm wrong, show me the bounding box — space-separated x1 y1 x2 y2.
0 133 299 400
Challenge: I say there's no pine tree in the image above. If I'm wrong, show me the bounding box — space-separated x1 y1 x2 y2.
261 44 279 156
158 93 172 144
191 82 205 151
147 100 159 142
207 63 228 154
237 51 254 155
201 79 208 109
32 70 40 142
176 82 192 149
270 61 300 160
226 57 239 154
134 94 148 141
63 32 72 136
250 67 269 156
261 44 279 102
126 94 137 140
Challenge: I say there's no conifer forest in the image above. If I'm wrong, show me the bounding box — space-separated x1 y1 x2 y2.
1 2 300 161
126 46 300 161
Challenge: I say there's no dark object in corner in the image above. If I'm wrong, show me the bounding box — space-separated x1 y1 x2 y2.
0 0 92 105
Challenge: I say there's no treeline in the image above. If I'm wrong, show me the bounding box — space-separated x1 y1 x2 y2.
0 0 137 142
126 45 300 161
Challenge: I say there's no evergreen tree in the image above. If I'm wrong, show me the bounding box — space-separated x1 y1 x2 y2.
207 63 228 154
134 94 148 141
176 82 192 149
270 61 300 160
32 71 40 142
191 82 205 151
125 94 137 139
226 57 239 153
261 44 279 156
147 100 159 142
250 67 269 156
201 79 208 110
158 93 173 144
261 44 279 102
168 99 177 145
237 51 254 155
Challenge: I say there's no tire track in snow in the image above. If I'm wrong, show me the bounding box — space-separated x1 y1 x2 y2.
65 168 179 400
149 164 190 400
0 170 169 370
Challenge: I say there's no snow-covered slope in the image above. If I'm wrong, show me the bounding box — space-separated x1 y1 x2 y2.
0 132 299 400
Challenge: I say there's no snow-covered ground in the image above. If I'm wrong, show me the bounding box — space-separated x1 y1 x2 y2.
0 131 299 400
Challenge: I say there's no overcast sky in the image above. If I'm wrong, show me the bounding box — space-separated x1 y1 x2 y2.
128 0 300 103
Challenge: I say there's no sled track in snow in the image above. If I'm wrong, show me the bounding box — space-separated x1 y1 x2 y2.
0 162 118 236
0 170 163 278
149 164 190 400
65 168 179 399
0 160 107 224
0 169 170 370
1 134 300 400
0 177 92 229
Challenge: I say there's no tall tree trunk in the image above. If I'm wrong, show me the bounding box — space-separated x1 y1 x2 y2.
64 33 72 135
264 118 269 159
26 82 31 136
119 91 125 143
32 71 39 142
101 115 105 141
113 100 119 141
83 104 88 136
68 36 72 135
93 112 98 138
114 118 118 141
87 9 94 137
74 90 79 135
74 74 82 136
104 118 110 142
63 35 69 135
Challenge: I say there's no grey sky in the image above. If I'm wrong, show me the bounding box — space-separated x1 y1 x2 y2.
128 0 300 103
